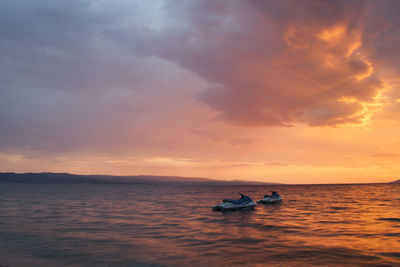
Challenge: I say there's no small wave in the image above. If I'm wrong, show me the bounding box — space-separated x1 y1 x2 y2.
317 220 350 224
245 222 302 232
268 246 381 264
384 233 400 237
380 252 400 260
177 238 217 247
194 217 212 222
218 237 265 245
377 218 400 222
329 206 349 210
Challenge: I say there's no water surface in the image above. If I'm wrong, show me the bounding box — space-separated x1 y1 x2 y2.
0 183 399 266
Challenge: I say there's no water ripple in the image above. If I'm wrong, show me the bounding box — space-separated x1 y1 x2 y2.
0 183 399 266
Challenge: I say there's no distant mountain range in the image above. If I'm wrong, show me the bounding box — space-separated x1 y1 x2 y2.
0 172 280 185
390 180 400 183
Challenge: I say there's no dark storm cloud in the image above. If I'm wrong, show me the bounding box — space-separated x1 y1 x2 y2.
0 0 185 153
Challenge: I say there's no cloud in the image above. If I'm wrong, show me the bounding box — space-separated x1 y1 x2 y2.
129 0 398 127
1 0 400 159
371 153 400 158
230 138 257 146
191 129 225 142
0 0 205 154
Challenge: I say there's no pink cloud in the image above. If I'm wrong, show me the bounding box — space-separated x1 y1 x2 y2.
133 0 397 127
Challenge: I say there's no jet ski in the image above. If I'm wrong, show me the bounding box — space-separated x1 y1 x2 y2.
212 193 256 211
257 191 282 204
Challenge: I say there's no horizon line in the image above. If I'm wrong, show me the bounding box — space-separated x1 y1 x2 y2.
0 171 397 185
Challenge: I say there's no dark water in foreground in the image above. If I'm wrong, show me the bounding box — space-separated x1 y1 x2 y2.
0 183 399 266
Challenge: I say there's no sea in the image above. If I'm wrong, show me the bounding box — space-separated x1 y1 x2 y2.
0 183 399 266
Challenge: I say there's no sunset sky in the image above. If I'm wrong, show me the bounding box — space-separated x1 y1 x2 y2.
1 0 400 183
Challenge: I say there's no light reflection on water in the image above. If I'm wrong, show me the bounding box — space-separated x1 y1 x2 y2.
0 183 399 266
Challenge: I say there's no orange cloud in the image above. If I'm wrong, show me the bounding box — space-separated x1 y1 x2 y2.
318 25 346 42
135 0 391 128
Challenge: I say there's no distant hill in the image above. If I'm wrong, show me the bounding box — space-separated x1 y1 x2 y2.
390 180 400 183
0 172 280 185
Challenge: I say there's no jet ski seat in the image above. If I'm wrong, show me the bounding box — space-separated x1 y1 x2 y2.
223 198 241 204
223 194 251 205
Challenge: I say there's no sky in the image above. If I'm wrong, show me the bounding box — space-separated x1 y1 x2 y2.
1 0 400 184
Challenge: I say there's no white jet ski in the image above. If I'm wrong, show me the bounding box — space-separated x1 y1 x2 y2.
212 193 256 211
257 191 282 204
